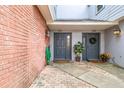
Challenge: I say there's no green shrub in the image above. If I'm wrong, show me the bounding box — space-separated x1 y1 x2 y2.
73 42 84 57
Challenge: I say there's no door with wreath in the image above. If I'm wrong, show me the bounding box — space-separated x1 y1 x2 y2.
82 33 100 61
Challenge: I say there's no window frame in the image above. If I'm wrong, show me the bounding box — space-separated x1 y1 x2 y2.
96 5 105 15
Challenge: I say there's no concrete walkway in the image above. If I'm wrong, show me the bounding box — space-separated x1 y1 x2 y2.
30 62 124 88
30 65 95 88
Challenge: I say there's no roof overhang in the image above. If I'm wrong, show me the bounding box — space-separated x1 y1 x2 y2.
38 5 119 31
47 21 118 31
37 5 54 23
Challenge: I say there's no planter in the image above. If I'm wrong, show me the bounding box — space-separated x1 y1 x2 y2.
101 58 108 62
75 56 80 62
100 53 111 62
73 42 84 62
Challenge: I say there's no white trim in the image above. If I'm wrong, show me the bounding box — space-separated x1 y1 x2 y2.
48 5 56 21
47 21 118 25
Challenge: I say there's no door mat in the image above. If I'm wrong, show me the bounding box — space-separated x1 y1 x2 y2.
54 60 70 64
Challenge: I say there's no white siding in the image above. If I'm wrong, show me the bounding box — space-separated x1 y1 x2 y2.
105 22 124 67
90 5 124 21
54 5 124 21
55 5 89 20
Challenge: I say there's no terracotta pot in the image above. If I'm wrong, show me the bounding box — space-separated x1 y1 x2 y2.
75 56 80 62
101 58 108 62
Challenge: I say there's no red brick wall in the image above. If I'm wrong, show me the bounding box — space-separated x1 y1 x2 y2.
0 6 47 87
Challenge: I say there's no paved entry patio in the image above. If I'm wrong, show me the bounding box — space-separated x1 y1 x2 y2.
30 62 124 88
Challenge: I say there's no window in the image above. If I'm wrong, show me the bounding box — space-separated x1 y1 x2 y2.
96 5 104 14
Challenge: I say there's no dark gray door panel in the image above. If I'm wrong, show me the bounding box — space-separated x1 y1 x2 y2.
82 33 99 60
54 33 71 60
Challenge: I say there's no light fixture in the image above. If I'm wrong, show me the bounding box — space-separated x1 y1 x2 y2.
47 31 50 37
67 35 70 39
113 29 121 36
45 30 50 37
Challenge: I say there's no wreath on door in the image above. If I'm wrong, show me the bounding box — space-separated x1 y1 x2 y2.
89 37 96 44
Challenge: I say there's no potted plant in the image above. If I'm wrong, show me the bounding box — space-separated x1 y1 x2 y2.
100 53 111 62
73 42 84 62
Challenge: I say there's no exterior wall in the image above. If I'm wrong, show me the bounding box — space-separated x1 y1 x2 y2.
72 32 82 61
50 31 54 61
100 31 105 53
89 5 124 21
0 6 47 87
105 23 124 67
50 31 104 61
55 5 89 20
55 5 124 21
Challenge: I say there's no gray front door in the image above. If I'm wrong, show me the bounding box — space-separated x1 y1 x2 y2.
54 33 71 60
82 33 100 60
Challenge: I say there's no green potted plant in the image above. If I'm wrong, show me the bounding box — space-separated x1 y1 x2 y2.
100 53 111 62
73 42 84 62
